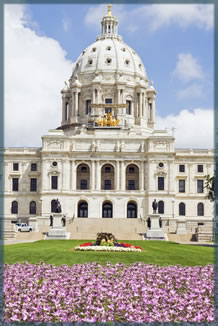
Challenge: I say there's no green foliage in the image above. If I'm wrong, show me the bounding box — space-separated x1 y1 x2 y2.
4 240 214 267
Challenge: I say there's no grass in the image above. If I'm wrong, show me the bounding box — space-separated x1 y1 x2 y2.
4 240 214 266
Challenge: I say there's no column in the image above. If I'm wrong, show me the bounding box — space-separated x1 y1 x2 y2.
140 92 143 117
140 161 144 191
63 159 70 191
144 98 148 120
72 160 76 191
96 161 101 190
62 95 65 122
117 89 120 104
121 161 125 191
92 89 95 104
75 91 78 116
91 160 95 190
116 160 120 190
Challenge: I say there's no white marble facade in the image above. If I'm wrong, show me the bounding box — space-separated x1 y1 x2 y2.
3 6 214 236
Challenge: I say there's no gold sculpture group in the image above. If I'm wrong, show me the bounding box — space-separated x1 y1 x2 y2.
97 112 120 127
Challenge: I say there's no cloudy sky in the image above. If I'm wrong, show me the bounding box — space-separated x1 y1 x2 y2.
4 3 214 148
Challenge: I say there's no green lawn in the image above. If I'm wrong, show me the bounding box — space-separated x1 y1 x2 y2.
4 240 214 266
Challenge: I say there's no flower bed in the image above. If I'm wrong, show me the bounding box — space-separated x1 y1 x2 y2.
4 262 214 323
75 240 142 252
74 233 143 252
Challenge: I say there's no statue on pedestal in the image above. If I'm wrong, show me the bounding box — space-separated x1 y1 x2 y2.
152 199 157 214
56 199 62 213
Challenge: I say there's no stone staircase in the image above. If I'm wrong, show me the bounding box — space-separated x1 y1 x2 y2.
196 226 214 242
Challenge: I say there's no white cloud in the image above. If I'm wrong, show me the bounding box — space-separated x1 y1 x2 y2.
172 53 204 83
4 4 73 147
156 108 214 149
178 83 203 98
136 4 214 31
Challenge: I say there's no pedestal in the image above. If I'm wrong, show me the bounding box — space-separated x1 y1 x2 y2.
176 218 187 235
145 214 167 240
45 214 70 240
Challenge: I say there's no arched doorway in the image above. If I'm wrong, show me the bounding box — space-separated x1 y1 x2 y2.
102 201 113 218
78 201 88 218
127 201 137 218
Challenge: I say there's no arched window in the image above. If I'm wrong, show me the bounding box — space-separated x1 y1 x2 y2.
179 202 185 216
102 202 113 218
158 201 164 214
29 201 36 215
197 203 204 216
51 199 57 213
127 202 137 218
11 201 18 214
78 201 88 218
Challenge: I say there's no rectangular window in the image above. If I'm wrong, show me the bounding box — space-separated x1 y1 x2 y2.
197 180 204 193
158 177 164 190
105 98 112 113
179 165 185 172
179 180 185 193
128 180 135 190
31 163 37 171
86 100 91 115
104 180 111 190
80 179 88 190
30 178 37 192
13 163 19 171
126 100 131 115
12 178 19 191
197 165 203 173
51 176 58 190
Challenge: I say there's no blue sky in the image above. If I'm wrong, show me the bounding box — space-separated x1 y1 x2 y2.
4 3 214 148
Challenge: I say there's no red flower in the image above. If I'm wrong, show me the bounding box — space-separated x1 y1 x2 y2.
80 242 92 247
121 242 142 250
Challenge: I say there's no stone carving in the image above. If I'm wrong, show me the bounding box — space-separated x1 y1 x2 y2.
104 73 114 80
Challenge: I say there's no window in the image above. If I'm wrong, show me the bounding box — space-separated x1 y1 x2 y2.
128 180 135 190
129 167 135 173
197 203 204 216
158 201 164 214
197 180 204 193
126 100 131 115
78 201 88 218
179 180 185 193
52 161 57 167
105 167 111 173
104 180 111 190
86 100 91 115
31 163 37 171
11 201 18 214
159 162 164 168
81 166 87 173
30 178 37 192
158 177 164 190
105 98 112 113
127 202 137 218
102 202 113 218
30 201 36 215
80 179 88 190
51 176 58 190
13 163 19 171
12 178 19 191
179 165 185 172
198 165 203 173
179 203 185 216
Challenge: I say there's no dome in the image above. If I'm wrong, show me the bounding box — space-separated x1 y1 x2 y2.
71 5 147 83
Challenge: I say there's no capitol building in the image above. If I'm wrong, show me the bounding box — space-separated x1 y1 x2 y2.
3 6 214 240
